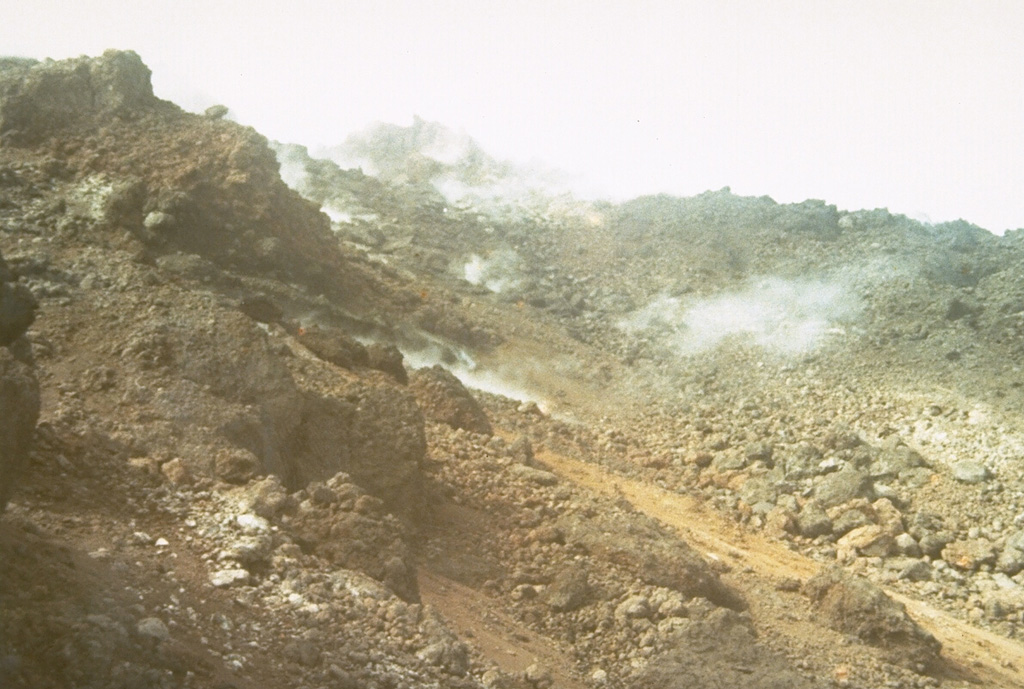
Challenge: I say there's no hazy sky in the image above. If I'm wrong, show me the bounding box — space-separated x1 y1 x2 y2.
3 0 1022 232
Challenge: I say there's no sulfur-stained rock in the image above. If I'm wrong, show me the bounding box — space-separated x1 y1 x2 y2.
942 538 997 571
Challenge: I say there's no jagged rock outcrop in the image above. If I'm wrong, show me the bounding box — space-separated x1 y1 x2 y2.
0 50 156 145
556 510 743 610
0 51 429 515
2 50 407 315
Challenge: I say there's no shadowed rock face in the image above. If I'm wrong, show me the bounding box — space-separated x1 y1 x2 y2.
0 252 36 347
0 250 38 513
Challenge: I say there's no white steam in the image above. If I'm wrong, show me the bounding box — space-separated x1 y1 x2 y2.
276 153 309 192
462 251 521 293
621 277 862 356
321 205 352 224
401 340 549 412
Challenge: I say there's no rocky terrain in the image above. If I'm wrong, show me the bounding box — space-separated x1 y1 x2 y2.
3 51 1024 689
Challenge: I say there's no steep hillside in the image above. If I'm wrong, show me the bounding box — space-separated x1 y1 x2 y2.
3 52 1024 689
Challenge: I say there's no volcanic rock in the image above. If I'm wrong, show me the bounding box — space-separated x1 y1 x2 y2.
804 565 941 671
410 364 493 435
0 251 36 347
0 50 156 145
297 325 370 370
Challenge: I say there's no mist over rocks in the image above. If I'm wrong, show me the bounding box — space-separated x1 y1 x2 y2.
8 50 1024 689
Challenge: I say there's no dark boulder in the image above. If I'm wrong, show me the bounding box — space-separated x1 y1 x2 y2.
0 252 37 346
409 365 492 435
296 325 369 370
367 342 408 384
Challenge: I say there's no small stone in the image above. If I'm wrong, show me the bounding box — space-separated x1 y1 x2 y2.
815 468 873 508
518 401 543 416
143 211 176 231
997 545 1024 575
797 500 833 538
615 595 651 620
480 669 508 689
511 584 537 601
744 441 774 464
508 463 558 486
872 498 905 535
282 639 320 667
154 537 170 548
898 560 933 582
354 494 385 515
544 565 592 612
831 507 873 537
951 461 991 484
918 532 953 559
942 539 998 571
764 506 797 536
327 666 357 689
508 434 534 465
214 448 259 484
983 596 1013 619
210 568 250 587
712 451 748 471
591 668 609 685
160 457 192 485
136 617 169 641
221 535 273 565
837 525 896 559
525 662 553 686
204 104 229 119
239 475 291 518
895 533 922 557
235 513 271 534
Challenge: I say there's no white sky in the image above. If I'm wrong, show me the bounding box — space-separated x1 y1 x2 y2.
2 0 1023 232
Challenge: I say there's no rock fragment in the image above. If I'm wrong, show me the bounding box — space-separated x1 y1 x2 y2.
409 364 492 435
804 565 940 671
